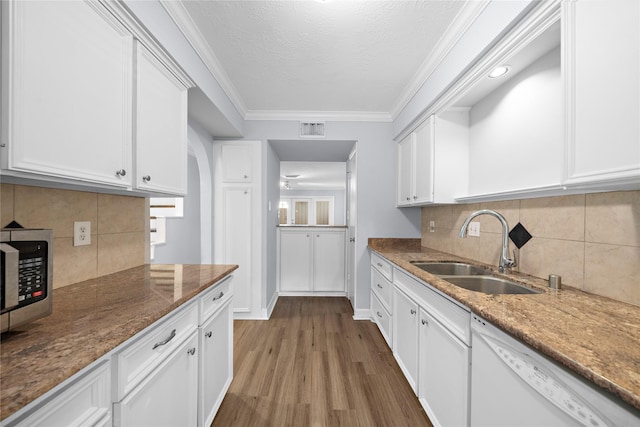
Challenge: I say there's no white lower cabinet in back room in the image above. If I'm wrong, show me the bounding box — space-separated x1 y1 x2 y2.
279 228 346 294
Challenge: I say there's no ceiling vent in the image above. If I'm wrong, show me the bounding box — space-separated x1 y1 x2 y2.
300 122 325 138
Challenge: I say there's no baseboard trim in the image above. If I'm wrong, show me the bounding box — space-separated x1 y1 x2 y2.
265 292 278 319
278 291 347 297
353 308 372 321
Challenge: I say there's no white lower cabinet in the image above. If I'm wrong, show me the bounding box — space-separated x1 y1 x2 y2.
419 308 470 427
199 297 233 427
392 286 419 393
279 228 346 293
114 332 199 427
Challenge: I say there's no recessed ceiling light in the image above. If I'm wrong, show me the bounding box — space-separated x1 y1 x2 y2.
488 66 510 78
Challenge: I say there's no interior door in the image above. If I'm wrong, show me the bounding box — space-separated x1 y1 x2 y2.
346 152 357 307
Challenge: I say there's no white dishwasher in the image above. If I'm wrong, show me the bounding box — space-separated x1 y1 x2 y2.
470 314 640 427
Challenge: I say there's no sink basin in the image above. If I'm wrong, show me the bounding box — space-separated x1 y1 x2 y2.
443 276 541 295
411 262 490 276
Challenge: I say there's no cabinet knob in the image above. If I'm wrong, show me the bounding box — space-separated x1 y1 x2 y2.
244 174 248 179
115 169 126 177
422 319 428 326
349 237 355 243
142 175 151 183
406 197 410 201
377 283 383 289
413 195 417 200
410 309 416 315
187 347 196 356
316 234 320 237
205 331 213 338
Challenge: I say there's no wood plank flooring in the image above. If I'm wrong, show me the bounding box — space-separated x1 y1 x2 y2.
211 297 432 427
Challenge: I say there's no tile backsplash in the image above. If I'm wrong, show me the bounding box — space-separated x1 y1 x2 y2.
421 190 640 307
1 184 148 289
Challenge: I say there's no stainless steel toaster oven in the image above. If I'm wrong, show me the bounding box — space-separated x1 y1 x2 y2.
1 228 53 333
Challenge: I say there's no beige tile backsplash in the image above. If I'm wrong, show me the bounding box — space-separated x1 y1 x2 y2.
0 184 147 288
422 190 640 307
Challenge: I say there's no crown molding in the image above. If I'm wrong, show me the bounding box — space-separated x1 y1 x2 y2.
160 0 248 115
244 110 393 123
389 0 491 120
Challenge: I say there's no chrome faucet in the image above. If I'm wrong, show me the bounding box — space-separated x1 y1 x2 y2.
458 209 516 273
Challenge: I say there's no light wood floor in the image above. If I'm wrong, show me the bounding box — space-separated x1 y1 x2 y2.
211 297 432 427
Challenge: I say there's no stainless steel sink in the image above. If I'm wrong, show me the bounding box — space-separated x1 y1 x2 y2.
411 262 490 276
442 276 541 295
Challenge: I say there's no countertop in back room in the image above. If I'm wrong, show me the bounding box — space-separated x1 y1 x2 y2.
368 238 640 412
0 263 237 421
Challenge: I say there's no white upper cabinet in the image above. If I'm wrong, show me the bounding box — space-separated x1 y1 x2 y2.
563 0 640 186
221 145 253 183
135 42 188 195
1 1 133 187
397 112 468 207
1 1 193 196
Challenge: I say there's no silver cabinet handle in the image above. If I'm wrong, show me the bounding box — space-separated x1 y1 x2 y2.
377 283 383 289
406 197 410 201
212 291 224 301
349 237 355 242
187 348 196 356
316 234 320 237
244 174 248 179
152 329 176 350
413 195 417 199
116 169 126 177
142 175 151 183
410 309 416 315
376 262 383 267
422 319 428 326
205 331 212 338
376 312 383 318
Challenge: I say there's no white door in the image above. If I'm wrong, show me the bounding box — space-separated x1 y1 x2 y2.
346 152 357 307
199 300 233 427
115 332 198 427
419 309 470 427
313 230 345 292
223 187 251 313
279 231 312 292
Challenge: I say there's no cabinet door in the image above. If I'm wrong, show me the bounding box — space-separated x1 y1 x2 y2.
565 0 640 184
413 117 435 204
222 187 252 312
397 134 413 206
115 332 198 427
419 309 470 427
2 1 132 186
392 287 419 393
135 43 188 195
313 230 345 292
279 231 312 291
199 300 233 427
221 145 252 182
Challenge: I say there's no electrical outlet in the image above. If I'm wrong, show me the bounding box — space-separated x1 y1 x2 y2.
74 221 91 246
468 221 480 237
429 220 435 233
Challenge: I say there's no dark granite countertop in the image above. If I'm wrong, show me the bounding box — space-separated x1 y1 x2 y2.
368 238 640 412
0 263 237 420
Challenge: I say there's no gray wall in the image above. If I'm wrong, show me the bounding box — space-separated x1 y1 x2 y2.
153 153 202 264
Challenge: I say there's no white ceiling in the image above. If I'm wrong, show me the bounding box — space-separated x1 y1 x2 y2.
164 0 472 121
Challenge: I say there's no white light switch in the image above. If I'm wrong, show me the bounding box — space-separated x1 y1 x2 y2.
74 221 91 246
468 221 480 237
429 220 435 233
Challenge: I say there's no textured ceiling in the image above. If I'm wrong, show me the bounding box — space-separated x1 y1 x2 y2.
174 0 468 118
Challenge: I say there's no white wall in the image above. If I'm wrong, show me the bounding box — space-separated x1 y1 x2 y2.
265 142 281 315
468 46 562 195
244 120 421 315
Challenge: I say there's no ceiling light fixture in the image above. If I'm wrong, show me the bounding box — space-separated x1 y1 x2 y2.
488 65 510 78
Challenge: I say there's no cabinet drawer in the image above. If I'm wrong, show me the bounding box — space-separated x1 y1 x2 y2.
371 291 392 348
371 267 392 313
394 268 470 345
199 276 233 325
371 252 393 281
112 302 198 401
